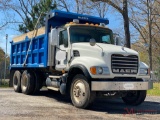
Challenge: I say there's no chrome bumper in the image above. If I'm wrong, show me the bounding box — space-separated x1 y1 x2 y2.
91 81 153 91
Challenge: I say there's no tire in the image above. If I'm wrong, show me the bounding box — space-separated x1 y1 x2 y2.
32 71 43 94
13 71 21 92
21 70 35 95
70 74 96 108
122 90 146 106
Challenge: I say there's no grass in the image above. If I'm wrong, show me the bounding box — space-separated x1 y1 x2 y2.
0 84 9 87
147 82 160 96
0 79 9 87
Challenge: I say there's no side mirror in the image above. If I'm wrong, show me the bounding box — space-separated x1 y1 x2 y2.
51 29 58 46
90 38 96 46
115 37 121 46
56 50 66 69
56 51 66 61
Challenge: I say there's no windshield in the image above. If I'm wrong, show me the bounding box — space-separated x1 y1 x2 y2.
70 26 114 44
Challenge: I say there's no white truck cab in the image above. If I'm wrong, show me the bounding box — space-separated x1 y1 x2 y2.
49 21 152 108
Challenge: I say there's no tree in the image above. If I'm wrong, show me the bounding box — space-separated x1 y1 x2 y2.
92 1 109 18
56 0 71 12
0 22 8 30
92 0 131 48
0 0 57 33
154 57 160 81
19 0 57 33
129 0 160 70
0 47 10 81
56 0 109 18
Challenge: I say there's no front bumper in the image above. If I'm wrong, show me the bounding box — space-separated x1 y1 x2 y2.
91 81 153 91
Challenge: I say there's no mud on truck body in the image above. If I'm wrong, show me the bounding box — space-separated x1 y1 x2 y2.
10 10 153 108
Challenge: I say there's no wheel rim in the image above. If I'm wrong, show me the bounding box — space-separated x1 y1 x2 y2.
73 80 86 104
22 75 28 90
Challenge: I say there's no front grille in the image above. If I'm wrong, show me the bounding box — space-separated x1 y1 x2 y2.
111 54 138 74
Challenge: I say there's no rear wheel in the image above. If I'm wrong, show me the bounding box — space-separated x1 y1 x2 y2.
122 90 146 105
32 71 43 94
70 74 96 108
21 70 35 95
13 71 21 92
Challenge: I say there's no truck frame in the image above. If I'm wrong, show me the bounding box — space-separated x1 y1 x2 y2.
10 10 153 108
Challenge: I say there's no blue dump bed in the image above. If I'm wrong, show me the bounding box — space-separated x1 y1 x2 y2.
10 10 109 69
10 34 48 68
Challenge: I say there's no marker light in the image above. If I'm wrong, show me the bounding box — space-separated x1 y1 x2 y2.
73 19 79 24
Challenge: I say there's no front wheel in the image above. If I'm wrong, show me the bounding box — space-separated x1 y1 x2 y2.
122 90 146 105
70 74 96 108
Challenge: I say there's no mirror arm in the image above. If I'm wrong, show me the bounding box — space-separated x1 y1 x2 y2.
56 46 66 52
96 44 104 56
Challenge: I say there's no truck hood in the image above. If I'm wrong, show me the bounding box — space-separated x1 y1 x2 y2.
72 43 138 56
71 43 143 79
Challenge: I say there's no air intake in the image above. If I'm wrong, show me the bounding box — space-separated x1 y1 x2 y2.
73 50 80 57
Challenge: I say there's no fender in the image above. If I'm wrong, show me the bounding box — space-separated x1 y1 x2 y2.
68 64 91 79
65 64 91 95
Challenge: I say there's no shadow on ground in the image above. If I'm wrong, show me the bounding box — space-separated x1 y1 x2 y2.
35 89 160 115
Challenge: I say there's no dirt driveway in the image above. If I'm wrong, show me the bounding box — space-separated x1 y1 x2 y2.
0 88 160 120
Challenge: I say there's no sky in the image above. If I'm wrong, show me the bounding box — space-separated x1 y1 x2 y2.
0 9 122 55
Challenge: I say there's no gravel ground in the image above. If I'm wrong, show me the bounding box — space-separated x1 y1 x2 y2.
0 88 160 120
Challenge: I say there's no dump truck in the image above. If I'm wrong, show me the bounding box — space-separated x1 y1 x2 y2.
10 10 153 108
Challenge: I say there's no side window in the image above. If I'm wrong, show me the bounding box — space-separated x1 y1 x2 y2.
59 30 68 47
102 35 110 43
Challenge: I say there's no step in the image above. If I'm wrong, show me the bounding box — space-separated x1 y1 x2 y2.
47 86 59 91
49 75 61 79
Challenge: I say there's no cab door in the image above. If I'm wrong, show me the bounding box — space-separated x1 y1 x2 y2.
55 29 70 70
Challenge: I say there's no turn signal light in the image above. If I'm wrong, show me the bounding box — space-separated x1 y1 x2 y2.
90 67 96 75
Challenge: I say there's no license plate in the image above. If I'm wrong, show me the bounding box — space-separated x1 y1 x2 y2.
123 83 134 90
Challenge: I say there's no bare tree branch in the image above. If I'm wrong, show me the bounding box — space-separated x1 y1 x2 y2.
58 0 70 12
93 0 123 14
0 22 8 30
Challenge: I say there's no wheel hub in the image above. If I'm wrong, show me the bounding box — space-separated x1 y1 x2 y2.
74 86 81 97
73 80 86 104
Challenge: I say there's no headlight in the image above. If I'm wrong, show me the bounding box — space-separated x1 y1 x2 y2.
97 67 103 74
90 66 110 75
139 68 148 75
